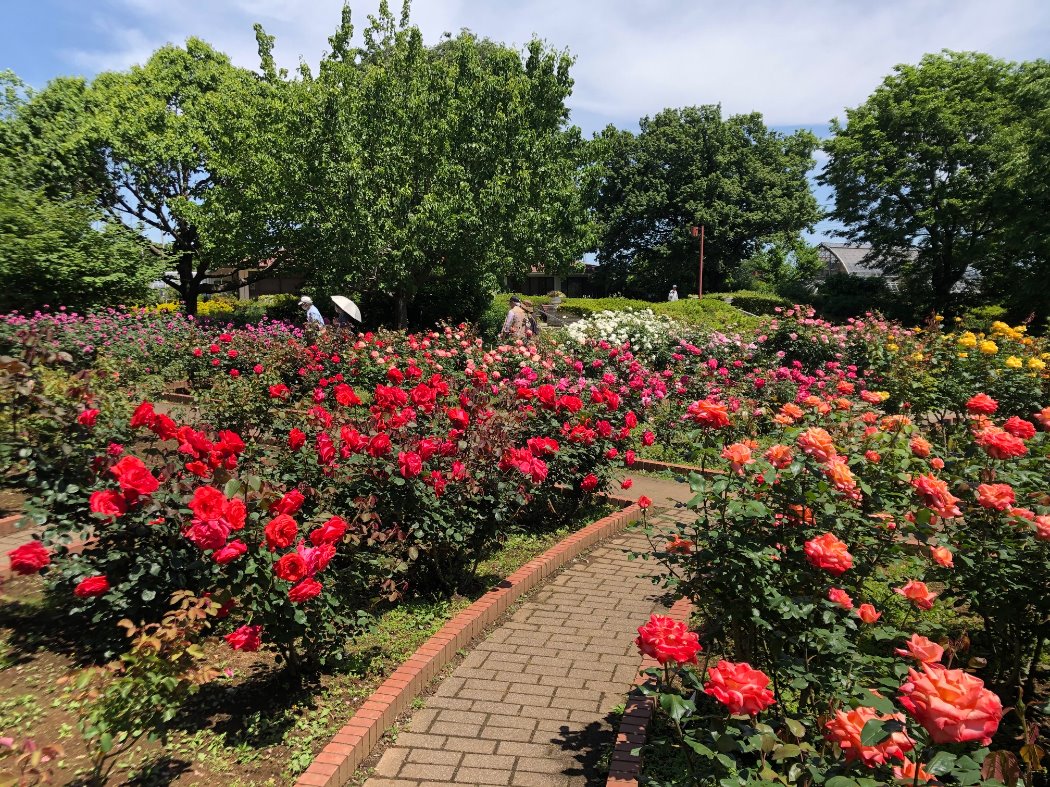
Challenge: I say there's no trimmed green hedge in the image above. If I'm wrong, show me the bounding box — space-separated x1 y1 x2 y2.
705 290 792 315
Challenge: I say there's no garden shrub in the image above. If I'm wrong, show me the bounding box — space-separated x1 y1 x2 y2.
705 290 792 315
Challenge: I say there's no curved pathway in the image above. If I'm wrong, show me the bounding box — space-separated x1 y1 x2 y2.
365 488 692 787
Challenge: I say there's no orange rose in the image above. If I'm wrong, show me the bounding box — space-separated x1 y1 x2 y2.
666 536 694 555
975 427 1028 460
965 392 998 415
721 442 754 474
686 399 731 428
635 614 701 666
763 444 793 468
1034 515 1050 541
825 705 914 766
779 402 804 422
975 483 1015 511
1034 406 1050 430
824 458 860 501
930 546 954 568
895 580 938 610
856 603 881 624
895 633 944 664
804 533 853 575
898 663 1003 745
909 436 931 458
786 505 815 526
912 474 962 518
892 758 935 784
828 587 854 610
797 427 837 464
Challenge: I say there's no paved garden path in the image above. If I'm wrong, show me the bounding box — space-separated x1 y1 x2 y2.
365 500 693 787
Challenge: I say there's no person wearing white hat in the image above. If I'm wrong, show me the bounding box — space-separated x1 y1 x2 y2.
299 296 325 328
667 285 679 302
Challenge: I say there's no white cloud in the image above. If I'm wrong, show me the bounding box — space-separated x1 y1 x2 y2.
55 0 1050 133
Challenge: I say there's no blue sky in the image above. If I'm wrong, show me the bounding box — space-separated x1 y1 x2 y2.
4 0 1049 242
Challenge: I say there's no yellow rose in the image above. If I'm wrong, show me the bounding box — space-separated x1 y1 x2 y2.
911 352 924 362
886 343 899 352
958 352 968 359
957 332 977 348
934 315 944 322
1029 358 1047 371
1005 356 1023 369
979 340 998 355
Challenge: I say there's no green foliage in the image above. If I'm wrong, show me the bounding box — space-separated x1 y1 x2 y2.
705 291 792 316
292 3 591 328
591 105 820 298
820 51 1036 315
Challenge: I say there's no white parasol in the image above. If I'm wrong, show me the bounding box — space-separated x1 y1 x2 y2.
330 295 362 322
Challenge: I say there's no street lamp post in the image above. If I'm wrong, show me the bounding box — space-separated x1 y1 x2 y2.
691 225 705 298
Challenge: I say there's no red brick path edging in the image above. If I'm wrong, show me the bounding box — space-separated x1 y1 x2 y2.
607 596 696 786
295 503 645 787
0 514 25 538
629 457 710 477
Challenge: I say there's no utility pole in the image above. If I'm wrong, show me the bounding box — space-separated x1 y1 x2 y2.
691 225 705 298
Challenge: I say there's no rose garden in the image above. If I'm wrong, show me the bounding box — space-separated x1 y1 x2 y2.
0 301 1047 786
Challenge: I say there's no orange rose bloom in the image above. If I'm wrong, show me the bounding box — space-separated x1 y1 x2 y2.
895 580 938 610
825 706 914 766
930 546 954 568
666 536 694 555
912 474 962 518
975 483 1015 511
856 603 881 624
797 427 837 464
721 442 754 474
898 663 1003 745
1034 406 1050 431
763 444 793 468
892 758 935 784
828 587 854 610
686 399 731 428
895 633 944 664
779 402 804 422
1034 515 1050 541
881 415 912 430
824 458 860 501
786 505 815 526
909 436 932 458
804 533 853 575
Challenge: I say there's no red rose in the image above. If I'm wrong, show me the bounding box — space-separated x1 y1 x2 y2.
898 663 1002 745
188 485 227 521
109 455 160 497
975 427 1028 460
213 539 248 564
334 383 362 407
273 552 308 583
130 401 156 429
367 433 392 457
621 478 633 490
316 433 336 465
398 451 423 478
8 541 51 575
184 519 231 552
77 408 100 427
151 413 179 441
965 393 998 415
270 489 306 516
912 474 962 518
74 575 110 598
289 577 323 603
225 624 262 652
269 384 290 399
580 473 599 492
89 489 127 518
635 614 701 665
642 430 655 446
638 495 652 510
288 428 307 451
310 516 348 546
804 533 853 575
264 515 298 551
1000 417 1034 441
446 408 470 430
704 660 776 715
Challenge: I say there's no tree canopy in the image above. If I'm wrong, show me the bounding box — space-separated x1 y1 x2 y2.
282 1 591 327
589 106 819 300
818 51 1049 318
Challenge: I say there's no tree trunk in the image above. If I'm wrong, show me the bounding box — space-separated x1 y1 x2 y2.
394 291 409 329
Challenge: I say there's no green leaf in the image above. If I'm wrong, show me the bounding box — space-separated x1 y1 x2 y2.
98 732 113 754
859 719 892 747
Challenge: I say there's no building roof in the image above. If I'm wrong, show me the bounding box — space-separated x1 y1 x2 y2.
818 242 918 278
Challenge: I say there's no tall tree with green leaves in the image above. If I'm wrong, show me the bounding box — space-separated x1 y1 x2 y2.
294 1 591 327
590 106 819 299
819 51 1025 316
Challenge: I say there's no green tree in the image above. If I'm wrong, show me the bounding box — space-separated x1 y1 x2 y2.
81 39 297 314
590 105 819 299
819 51 1023 316
0 74 159 310
292 1 591 327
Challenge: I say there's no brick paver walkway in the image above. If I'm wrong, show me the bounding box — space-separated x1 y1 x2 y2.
365 505 693 787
